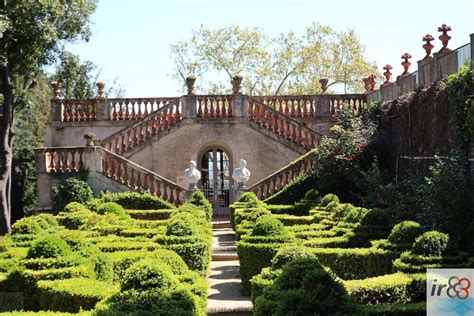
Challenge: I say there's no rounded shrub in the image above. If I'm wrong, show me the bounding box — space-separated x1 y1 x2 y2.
334 203 355 219
343 207 368 223
96 202 128 219
411 231 453 257
149 249 188 275
58 209 93 230
0 236 12 252
27 234 72 259
63 202 89 213
238 192 259 204
271 244 314 270
320 194 339 207
166 212 197 237
58 230 90 252
251 215 286 237
187 191 212 220
52 177 94 212
11 217 41 235
122 259 178 291
388 221 423 245
303 189 320 201
35 214 59 229
254 258 353 315
360 208 390 227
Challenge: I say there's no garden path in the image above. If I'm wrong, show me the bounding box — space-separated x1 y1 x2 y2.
207 224 253 315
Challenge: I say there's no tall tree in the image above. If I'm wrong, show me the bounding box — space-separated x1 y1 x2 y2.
0 0 96 234
170 23 378 95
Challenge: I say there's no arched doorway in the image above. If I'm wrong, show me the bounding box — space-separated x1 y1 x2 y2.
199 147 233 217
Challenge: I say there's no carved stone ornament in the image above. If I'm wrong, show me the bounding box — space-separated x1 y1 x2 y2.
232 159 251 189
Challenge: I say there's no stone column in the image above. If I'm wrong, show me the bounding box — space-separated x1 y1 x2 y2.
182 95 197 119
319 95 331 117
95 82 109 121
50 81 62 121
35 148 53 210
82 146 101 174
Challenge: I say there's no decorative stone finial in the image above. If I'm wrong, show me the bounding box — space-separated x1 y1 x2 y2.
96 82 106 99
185 76 196 96
231 75 243 95
232 159 251 190
401 53 412 76
382 64 393 86
437 24 452 53
422 34 435 60
184 160 201 190
319 77 329 94
368 74 377 91
84 132 96 147
51 81 62 100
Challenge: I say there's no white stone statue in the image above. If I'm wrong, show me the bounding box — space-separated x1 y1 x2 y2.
184 160 201 189
232 159 251 189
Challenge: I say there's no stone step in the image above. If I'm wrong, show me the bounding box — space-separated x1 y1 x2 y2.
212 222 233 229
207 306 253 315
212 245 237 253
212 253 239 261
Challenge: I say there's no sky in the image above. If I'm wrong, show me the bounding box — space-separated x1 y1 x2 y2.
66 0 474 97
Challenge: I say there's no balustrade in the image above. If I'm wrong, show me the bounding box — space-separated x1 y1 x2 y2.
102 100 181 155
99 148 184 206
44 148 85 173
62 100 96 121
254 96 320 118
248 98 321 150
196 95 233 118
248 153 314 199
109 97 178 120
328 95 364 117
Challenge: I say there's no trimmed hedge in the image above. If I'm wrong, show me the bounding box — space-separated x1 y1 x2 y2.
344 272 426 304
125 209 175 220
355 302 426 315
95 191 174 210
37 278 119 313
309 247 394 280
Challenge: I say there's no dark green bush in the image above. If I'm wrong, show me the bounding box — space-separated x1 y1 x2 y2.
126 209 175 220
122 259 178 291
237 192 260 204
57 209 93 230
334 203 355 219
303 188 320 201
96 202 129 219
97 191 174 210
234 207 271 227
344 207 369 223
187 191 212 221
58 230 90 252
27 235 72 259
350 208 392 246
388 221 423 246
251 215 286 237
52 177 94 213
166 212 198 237
161 241 210 275
271 244 314 270
149 249 189 275
320 193 340 207
254 258 354 315
411 231 452 257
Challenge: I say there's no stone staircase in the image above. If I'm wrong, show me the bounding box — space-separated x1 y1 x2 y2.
207 223 253 315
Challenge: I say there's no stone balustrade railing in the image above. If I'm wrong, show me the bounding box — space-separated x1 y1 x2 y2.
44 147 85 172
102 99 181 155
108 97 178 120
247 97 322 150
98 147 185 206
61 100 97 122
36 146 187 206
248 150 315 199
367 34 473 104
196 95 233 118
254 94 365 118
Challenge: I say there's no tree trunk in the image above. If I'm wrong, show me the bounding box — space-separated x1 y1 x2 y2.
0 0 13 235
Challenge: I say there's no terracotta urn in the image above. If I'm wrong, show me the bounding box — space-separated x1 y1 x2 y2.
422 34 434 60
401 53 412 76
231 75 243 95
96 82 106 99
438 24 452 53
185 76 196 95
51 81 62 100
319 77 329 94
382 64 393 85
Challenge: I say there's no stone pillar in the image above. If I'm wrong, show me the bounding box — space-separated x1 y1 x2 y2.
35 148 53 210
50 100 62 121
233 94 247 118
319 95 331 116
185 95 198 119
83 146 101 174
95 82 109 121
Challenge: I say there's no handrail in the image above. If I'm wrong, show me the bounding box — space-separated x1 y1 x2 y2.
247 97 322 150
247 149 315 199
101 99 181 155
107 97 179 120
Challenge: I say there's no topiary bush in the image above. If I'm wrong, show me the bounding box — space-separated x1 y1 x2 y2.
334 203 355 219
97 191 174 210
254 258 354 315
411 231 452 257
271 244 314 270
96 202 129 219
320 193 339 207
251 215 287 237
27 235 72 259
52 177 94 213
343 207 368 223
166 212 198 237
11 216 42 235
187 191 212 221
149 249 189 275
238 192 260 204
388 221 423 247
122 259 178 291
